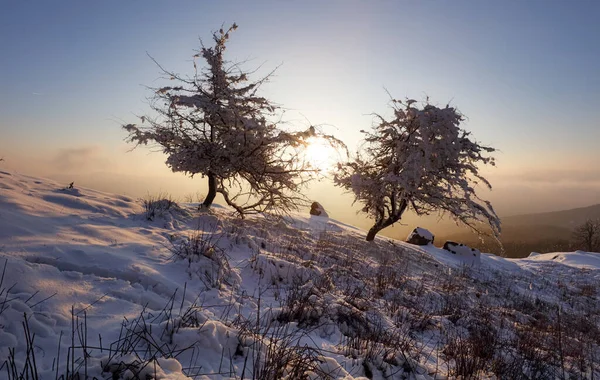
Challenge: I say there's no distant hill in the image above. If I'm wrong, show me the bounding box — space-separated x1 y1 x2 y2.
502 203 600 229
439 204 600 258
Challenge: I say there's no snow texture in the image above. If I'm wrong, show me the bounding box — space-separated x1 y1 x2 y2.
1 171 599 379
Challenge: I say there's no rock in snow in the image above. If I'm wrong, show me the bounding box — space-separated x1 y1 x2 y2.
442 241 481 265
406 227 434 245
310 201 329 217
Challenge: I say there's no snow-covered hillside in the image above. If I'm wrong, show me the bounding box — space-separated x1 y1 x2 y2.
1 171 599 379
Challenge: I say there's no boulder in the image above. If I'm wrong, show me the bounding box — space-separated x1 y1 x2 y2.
309 202 329 217
442 241 460 251
443 241 481 265
406 227 434 245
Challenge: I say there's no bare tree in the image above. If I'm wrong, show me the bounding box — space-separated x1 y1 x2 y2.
572 219 600 252
334 98 500 241
123 24 342 216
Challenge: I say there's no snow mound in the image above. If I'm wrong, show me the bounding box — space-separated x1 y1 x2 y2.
441 241 481 266
525 250 600 269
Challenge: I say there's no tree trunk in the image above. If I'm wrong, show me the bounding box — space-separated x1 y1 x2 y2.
202 172 217 208
366 225 381 241
365 200 408 241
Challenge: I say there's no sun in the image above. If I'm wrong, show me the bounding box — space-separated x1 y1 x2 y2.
305 137 336 171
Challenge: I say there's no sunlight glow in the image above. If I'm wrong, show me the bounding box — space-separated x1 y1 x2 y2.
305 136 336 172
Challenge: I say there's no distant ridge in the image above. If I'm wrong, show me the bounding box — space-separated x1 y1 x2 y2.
438 204 600 258
503 203 600 229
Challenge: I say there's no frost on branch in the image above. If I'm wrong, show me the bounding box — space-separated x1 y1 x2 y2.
123 24 342 216
334 98 501 241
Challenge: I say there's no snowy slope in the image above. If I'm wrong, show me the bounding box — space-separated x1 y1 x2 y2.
526 250 600 269
1 171 599 379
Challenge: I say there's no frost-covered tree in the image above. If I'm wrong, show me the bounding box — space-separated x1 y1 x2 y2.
334 98 500 241
572 219 600 252
124 25 339 216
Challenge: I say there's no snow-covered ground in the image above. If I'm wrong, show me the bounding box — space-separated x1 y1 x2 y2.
1 171 599 379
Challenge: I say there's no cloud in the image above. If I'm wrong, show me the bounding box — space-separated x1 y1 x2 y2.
51 146 107 172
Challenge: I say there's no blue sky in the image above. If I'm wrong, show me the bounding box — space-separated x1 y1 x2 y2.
1 1 599 223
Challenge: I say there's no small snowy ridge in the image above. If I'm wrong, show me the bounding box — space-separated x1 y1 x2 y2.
1 171 599 379
524 250 600 269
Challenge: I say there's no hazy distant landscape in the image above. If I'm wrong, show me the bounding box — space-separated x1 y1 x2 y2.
440 204 600 258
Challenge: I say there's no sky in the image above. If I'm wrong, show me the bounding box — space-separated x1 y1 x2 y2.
1 0 599 236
